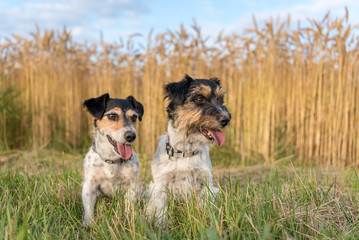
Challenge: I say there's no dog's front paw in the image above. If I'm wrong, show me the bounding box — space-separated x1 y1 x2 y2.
145 207 168 228
82 216 94 227
154 214 168 228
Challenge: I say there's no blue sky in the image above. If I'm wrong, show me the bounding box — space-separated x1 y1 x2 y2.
1 0 358 43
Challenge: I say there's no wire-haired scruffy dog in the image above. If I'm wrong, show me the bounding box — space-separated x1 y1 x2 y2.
146 75 231 223
82 93 144 226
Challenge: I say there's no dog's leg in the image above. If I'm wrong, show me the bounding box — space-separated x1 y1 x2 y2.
146 182 169 225
82 181 98 226
124 183 136 214
196 174 219 208
203 180 219 199
209 184 219 199
197 183 219 208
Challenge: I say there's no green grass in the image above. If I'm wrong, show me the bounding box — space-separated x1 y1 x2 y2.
1 150 359 239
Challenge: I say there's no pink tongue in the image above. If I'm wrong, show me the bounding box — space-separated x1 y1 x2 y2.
207 129 225 147
117 142 133 160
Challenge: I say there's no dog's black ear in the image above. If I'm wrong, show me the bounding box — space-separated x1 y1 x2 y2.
126 96 144 121
164 74 193 105
210 77 221 86
83 93 109 119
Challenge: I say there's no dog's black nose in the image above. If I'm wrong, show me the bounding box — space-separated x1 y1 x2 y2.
219 116 230 127
124 131 136 142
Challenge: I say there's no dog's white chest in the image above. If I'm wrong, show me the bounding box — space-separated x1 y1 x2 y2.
99 162 138 197
164 169 207 195
153 149 212 196
99 173 123 197
84 150 139 198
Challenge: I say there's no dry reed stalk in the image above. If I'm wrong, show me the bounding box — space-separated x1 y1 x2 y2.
0 13 358 166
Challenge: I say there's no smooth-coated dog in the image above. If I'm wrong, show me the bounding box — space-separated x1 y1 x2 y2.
82 93 144 226
146 75 231 223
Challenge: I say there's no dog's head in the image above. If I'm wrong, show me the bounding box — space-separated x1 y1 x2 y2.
164 74 231 146
83 93 144 160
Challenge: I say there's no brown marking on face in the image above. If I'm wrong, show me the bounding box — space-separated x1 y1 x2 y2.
172 102 203 132
190 85 212 98
191 115 222 131
215 86 225 99
125 109 138 128
173 102 222 133
96 107 124 135
126 109 136 118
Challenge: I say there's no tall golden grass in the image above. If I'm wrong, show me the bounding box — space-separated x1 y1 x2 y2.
1 11 358 166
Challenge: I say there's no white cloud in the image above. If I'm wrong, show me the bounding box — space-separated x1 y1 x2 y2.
200 0 218 16
0 0 149 43
224 0 358 35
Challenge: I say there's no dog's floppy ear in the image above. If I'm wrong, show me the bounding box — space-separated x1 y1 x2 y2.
210 77 221 86
126 96 144 121
164 74 193 105
83 93 109 119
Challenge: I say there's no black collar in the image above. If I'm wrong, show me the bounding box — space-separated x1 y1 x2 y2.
92 142 130 164
165 135 200 158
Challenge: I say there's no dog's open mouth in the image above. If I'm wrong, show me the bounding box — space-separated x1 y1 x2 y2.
106 135 132 160
201 129 225 147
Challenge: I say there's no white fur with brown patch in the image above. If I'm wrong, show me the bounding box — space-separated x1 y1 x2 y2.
146 121 219 225
82 108 140 227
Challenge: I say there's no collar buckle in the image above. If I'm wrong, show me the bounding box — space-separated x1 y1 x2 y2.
166 142 173 156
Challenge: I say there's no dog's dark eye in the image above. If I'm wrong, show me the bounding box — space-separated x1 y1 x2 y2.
107 113 118 121
195 95 205 104
131 115 137 122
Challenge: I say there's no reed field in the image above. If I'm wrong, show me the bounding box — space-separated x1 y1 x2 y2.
1 11 359 166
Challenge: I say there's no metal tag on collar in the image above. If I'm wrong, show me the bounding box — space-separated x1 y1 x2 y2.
172 151 184 158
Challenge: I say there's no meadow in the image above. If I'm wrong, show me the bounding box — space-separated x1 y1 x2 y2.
1 151 359 239
1 11 359 239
